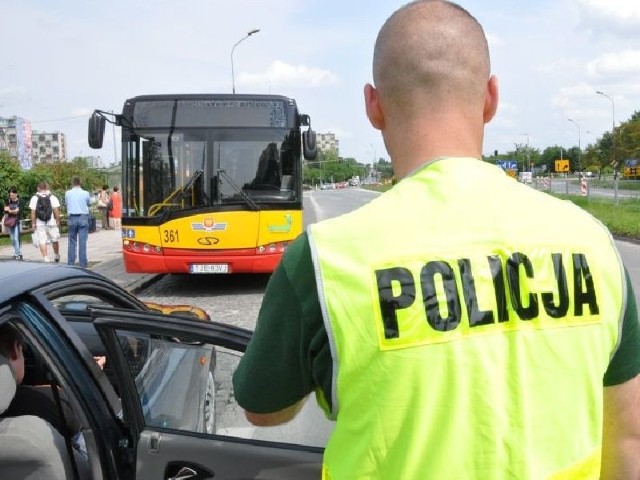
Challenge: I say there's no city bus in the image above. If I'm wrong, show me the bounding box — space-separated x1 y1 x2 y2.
88 94 317 274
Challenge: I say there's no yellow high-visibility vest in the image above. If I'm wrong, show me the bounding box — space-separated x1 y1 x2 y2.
309 157 624 479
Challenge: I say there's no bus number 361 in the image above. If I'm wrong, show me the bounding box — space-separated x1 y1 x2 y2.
163 229 179 243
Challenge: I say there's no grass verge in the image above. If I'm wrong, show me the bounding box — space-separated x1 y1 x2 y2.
362 184 640 242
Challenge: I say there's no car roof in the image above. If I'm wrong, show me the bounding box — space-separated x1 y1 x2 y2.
0 260 110 303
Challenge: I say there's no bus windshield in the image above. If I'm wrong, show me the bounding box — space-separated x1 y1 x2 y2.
124 128 300 218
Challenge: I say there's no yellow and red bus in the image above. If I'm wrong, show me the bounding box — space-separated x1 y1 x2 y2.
88 94 317 274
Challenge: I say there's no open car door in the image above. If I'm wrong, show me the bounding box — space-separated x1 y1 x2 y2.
90 308 324 480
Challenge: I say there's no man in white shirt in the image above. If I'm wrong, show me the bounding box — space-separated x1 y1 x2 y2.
29 181 61 262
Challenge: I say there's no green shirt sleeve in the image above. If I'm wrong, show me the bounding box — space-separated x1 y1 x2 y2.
232 232 332 413
603 268 640 386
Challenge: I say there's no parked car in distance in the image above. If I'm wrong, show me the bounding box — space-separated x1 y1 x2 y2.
0 261 324 479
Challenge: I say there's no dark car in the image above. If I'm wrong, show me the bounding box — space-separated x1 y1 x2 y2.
0 261 324 479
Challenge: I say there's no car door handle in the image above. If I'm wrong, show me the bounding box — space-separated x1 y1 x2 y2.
166 462 214 480
169 466 197 480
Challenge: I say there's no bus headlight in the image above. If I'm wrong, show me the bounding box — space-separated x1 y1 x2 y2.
255 241 290 255
123 241 163 255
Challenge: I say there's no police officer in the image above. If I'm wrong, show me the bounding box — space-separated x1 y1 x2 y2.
233 1 640 478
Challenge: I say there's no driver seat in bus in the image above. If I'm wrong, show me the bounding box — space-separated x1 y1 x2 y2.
0 353 74 479
254 143 281 188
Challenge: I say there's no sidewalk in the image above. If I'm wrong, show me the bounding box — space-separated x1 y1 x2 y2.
0 227 161 293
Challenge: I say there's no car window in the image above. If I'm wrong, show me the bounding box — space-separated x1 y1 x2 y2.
111 328 332 448
50 293 116 313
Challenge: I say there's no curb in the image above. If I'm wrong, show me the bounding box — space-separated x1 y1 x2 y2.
614 235 640 246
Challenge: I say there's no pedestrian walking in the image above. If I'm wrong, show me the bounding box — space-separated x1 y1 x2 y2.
232 1 640 478
3 187 23 260
97 185 110 230
108 186 122 230
29 182 61 263
65 176 92 268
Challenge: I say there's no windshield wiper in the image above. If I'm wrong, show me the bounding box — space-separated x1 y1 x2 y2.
217 169 260 211
182 169 203 195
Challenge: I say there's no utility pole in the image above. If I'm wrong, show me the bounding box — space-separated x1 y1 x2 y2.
521 133 530 171
595 90 616 176
370 143 377 182
568 118 581 173
111 110 118 167
596 90 619 203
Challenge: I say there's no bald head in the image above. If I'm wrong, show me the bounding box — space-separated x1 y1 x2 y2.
373 0 490 113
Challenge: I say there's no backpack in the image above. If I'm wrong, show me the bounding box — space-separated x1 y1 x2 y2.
35 194 53 222
106 198 113 212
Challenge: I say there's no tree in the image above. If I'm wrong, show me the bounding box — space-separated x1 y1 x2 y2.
303 151 368 185
512 142 541 171
539 145 585 173
0 156 105 214
0 152 25 203
582 145 609 178
302 163 323 185
29 158 105 197
617 120 640 161
375 158 394 181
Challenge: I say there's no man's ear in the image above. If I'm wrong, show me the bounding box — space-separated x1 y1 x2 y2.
9 340 20 361
483 75 499 124
364 83 385 131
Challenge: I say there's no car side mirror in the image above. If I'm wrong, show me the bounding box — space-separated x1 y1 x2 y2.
88 112 106 149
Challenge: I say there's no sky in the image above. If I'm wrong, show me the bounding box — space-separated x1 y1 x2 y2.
1 0 640 166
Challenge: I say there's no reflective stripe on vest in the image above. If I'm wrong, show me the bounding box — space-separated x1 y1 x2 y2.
309 157 624 480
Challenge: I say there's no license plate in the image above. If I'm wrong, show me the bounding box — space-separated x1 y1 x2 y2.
190 263 229 274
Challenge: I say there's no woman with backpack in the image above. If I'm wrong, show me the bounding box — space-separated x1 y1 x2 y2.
3 187 22 260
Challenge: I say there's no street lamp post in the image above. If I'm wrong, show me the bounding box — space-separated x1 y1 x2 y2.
596 90 619 203
567 118 581 173
370 143 377 182
521 133 530 171
595 90 616 176
231 28 260 94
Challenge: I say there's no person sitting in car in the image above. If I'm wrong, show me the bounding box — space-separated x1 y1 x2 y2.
0 322 81 437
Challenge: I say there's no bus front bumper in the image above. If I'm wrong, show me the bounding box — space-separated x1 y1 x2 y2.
123 249 283 274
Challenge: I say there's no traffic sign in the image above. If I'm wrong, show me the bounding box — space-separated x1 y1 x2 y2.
497 160 517 170
555 159 569 172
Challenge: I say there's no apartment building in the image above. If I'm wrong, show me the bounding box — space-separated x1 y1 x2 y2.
317 132 339 156
0 116 32 169
31 131 67 164
0 116 68 166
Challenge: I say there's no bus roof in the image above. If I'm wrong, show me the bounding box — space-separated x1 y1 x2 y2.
120 94 300 129
124 93 297 105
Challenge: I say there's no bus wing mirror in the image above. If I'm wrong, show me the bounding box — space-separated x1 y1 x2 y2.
88 112 106 149
299 114 311 127
303 128 317 160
